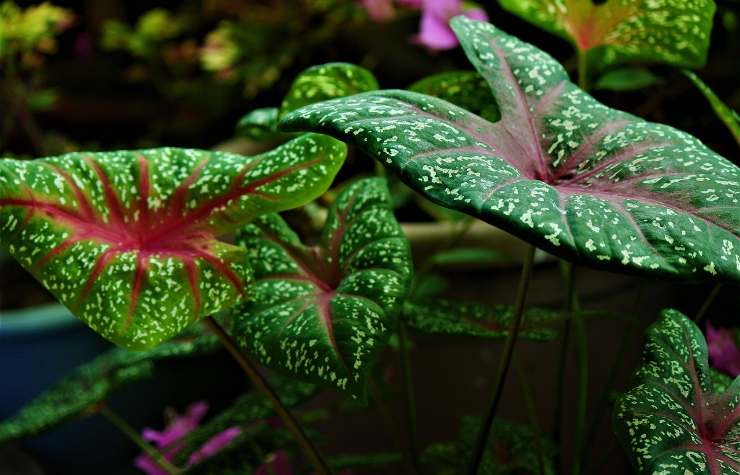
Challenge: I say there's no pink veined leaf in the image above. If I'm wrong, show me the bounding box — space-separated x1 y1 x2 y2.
0 134 346 349
615 310 740 474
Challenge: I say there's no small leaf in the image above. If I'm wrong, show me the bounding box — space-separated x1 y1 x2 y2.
409 71 500 121
594 68 662 91
235 107 282 141
233 177 413 395
0 135 346 349
421 416 557 475
614 309 740 474
0 325 219 442
282 17 740 282
279 62 379 118
404 298 558 341
683 70 740 148
498 0 716 71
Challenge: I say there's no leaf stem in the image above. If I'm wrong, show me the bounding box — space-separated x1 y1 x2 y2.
516 362 545 475
202 316 331 475
368 378 419 475
571 282 588 475
577 50 588 91
694 283 722 324
467 244 536 475
397 318 419 470
100 406 181 475
551 260 574 470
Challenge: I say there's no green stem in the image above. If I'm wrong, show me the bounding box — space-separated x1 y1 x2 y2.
571 288 588 475
101 406 181 475
551 261 575 469
203 317 331 475
467 245 536 475
397 318 419 470
516 362 545 475
577 49 588 90
368 379 418 475
694 283 722 324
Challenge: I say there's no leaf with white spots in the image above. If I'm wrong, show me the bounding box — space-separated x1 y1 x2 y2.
0 325 220 442
235 107 282 141
232 177 413 395
282 16 740 282
498 0 715 72
0 134 347 349
614 309 740 474
684 70 740 148
409 71 500 122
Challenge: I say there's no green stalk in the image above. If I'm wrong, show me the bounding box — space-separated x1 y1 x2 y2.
397 318 419 469
577 50 588 90
203 317 331 475
571 296 588 475
551 261 574 467
467 245 536 475
694 283 722 324
368 379 418 475
516 362 545 475
100 406 181 475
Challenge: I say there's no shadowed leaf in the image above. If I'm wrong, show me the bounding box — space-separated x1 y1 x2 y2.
410 71 500 122
235 107 283 141
684 70 740 148
0 134 346 348
614 309 740 474
594 67 662 91
282 16 740 282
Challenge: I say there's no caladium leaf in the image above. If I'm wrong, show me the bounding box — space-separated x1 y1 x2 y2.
235 107 282 141
279 62 379 118
232 177 413 395
0 324 219 441
498 0 715 72
684 70 740 148
614 309 740 474
282 17 740 282
0 134 346 349
421 416 557 475
409 71 500 122
403 299 558 341
594 67 662 91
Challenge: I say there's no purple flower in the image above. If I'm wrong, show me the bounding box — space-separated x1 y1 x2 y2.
415 0 488 50
706 322 740 377
134 401 241 475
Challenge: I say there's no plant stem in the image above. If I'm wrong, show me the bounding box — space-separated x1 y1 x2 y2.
577 50 588 90
571 293 588 475
467 245 536 475
551 260 575 469
516 362 545 475
368 378 418 474
397 318 419 470
100 406 181 475
694 283 722 324
202 316 331 475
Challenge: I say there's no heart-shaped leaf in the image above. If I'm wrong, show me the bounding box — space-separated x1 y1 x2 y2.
0 324 219 442
0 134 346 349
498 0 715 72
684 70 740 148
409 71 500 122
282 17 740 282
403 298 558 341
614 309 740 474
232 177 413 395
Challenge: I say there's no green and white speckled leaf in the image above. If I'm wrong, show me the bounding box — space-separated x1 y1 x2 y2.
684 70 740 148
0 325 219 441
279 63 378 118
498 0 715 72
614 309 740 474
235 107 282 141
403 299 558 341
282 16 740 282
232 177 413 395
0 134 346 349
409 71 500 122
421 416 557 475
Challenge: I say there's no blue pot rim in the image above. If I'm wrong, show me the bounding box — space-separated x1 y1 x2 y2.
0 303 79 336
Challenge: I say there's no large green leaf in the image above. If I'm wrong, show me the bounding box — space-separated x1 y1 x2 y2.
282 17 740 282
0 134 346 349
614 309 740 474
232 177 413 395
498 0 715 71
684 70 740 148
0 325 219 442
421 416 557 475
409 71 500 122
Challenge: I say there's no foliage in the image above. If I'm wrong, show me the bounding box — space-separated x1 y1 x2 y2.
0 135 346 348
282 16 740 282
684 70 740 148
614 309 740 474
0 1 74 59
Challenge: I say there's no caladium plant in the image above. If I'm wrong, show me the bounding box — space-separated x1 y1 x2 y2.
497 0 715 73
614 309 740 474
282 16 740 282
232 177 413 395
0 134 346 349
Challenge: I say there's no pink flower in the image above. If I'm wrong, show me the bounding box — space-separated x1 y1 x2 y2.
415 0 488 50
362 0 396 21
134 401 241 475
706 322 740 377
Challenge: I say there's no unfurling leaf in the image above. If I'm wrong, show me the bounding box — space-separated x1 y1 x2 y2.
282 16 740 282
0 134 346 349
498 0 715 72
614 309 740 474
233 177 413 395
404 299 558 341
0 324 220 442
683 70 740 148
